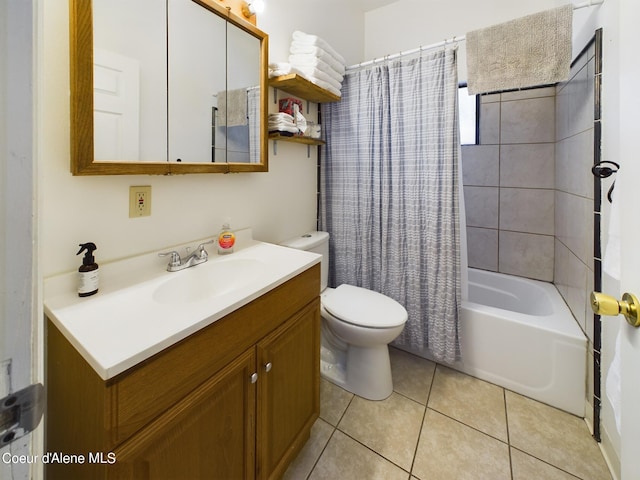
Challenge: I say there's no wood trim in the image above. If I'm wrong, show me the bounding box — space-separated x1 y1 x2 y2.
269 74 342 104
46 318 111 480
70 0 268 175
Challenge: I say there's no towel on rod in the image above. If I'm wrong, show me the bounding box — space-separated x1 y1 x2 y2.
217 88 247 127
466 4 573 95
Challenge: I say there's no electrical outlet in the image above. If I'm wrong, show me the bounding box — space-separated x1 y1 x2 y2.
129 186 152 217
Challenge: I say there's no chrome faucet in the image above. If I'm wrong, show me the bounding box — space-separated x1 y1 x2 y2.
159 240 214 272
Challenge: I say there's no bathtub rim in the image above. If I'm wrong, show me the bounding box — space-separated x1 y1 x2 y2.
463 268 586 342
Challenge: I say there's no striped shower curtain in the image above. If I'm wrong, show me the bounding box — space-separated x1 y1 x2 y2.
320 46 462 364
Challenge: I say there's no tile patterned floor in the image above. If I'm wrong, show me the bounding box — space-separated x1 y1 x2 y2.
284 347 612 480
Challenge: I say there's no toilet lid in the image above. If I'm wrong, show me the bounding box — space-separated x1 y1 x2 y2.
323 284 408 328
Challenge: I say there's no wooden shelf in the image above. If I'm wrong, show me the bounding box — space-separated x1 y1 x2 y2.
269 74 341 104
268 133 325 146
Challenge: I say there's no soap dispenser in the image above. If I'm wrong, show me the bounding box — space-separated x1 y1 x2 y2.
217 221 235 255
77 242 99 297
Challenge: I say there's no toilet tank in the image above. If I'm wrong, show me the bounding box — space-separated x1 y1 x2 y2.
281 231 329 291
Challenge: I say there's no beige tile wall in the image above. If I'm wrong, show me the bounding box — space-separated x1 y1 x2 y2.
462 86 557 281
554 43 596 340
462 51 596 299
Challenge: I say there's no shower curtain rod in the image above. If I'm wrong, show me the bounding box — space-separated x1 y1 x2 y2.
346 0 604 71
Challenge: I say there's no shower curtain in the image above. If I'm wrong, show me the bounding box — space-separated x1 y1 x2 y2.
320 46 463 363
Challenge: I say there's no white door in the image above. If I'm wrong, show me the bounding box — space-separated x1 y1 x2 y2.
0 1 39 479
618 0 640 477
93 49 140 160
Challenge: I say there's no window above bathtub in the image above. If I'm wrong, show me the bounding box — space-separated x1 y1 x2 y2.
458 84 478 146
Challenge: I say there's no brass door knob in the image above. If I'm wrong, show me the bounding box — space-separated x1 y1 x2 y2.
590 291 640 327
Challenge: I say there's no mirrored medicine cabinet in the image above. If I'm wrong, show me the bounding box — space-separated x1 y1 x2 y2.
69 0 269 175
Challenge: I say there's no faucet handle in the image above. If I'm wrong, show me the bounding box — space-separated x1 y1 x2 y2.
197 240 215 249
158 250 181 268
195 240 214 259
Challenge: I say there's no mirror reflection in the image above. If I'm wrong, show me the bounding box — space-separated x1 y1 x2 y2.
77 0 267 173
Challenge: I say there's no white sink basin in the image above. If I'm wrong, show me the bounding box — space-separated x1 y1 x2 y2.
44 237 321 380
152 258 265 304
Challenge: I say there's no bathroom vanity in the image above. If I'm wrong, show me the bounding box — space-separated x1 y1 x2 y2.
45 239 320 479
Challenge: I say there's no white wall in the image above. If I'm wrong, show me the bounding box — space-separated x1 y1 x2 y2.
258 0 365 66
40 0 364 277
364 0 561 80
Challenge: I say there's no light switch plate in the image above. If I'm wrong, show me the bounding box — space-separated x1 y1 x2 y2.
129 186 152 217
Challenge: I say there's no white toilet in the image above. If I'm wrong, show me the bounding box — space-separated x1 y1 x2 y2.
282 231 408 400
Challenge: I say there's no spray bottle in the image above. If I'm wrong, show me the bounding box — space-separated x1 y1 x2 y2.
77 242 99 297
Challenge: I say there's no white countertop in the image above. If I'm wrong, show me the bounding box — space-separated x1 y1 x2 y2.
44 233 320 380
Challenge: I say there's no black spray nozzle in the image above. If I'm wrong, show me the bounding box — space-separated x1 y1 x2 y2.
77 242 97 265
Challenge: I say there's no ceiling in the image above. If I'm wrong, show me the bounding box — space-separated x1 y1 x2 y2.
355 0 400 11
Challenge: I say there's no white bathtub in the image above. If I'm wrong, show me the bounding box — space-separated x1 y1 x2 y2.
457 268 587 416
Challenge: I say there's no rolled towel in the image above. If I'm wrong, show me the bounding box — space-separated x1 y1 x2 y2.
269 62 293 77
289 53 345 76
292 31 346 65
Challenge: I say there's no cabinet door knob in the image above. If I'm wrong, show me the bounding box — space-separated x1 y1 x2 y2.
264 362 272 372
250 372 258 384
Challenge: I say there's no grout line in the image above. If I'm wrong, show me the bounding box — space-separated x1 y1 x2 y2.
509 446 584 480
505 388 514 479
407 364 438 477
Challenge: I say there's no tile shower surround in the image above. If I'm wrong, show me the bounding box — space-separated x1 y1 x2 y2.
284 348 612 479
462 86 557 282
462 44 596 337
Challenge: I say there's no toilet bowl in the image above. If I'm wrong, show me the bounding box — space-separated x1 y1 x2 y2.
281 232 408 401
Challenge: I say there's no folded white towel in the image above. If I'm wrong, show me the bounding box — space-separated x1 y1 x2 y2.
294 66 342 92
289 53 345 76
268 63 342 98
268 112 294 122
301 76 341 98
290 43 346 69
292 31 346 65
269 125 300 135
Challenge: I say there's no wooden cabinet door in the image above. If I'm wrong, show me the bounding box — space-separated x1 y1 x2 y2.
256 299 320 480
111 348 256 480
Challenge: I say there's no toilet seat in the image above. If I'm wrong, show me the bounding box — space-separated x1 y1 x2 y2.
322 284 408 328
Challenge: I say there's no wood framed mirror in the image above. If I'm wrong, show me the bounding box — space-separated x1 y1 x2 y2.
69 0 268 175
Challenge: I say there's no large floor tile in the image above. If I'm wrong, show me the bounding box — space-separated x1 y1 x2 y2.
506 391 611 480
412 409 511 480
338 392 425 471
428 365 508 442
510 448 578 480
319 378 353 426
283 419 334 480
309 430 409 480
389 347 436 405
